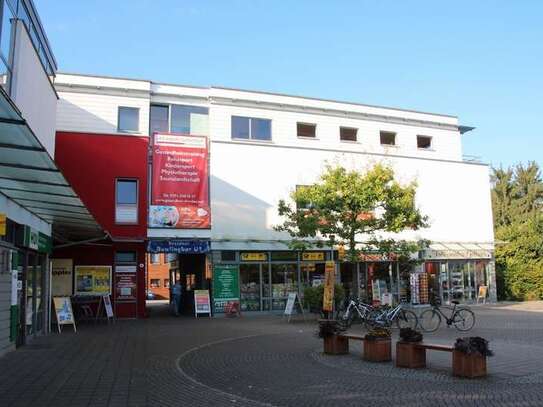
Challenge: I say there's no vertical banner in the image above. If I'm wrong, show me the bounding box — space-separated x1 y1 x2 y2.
51 259 73 296
149 133 210 229
322 261 336 312
212 264 240 313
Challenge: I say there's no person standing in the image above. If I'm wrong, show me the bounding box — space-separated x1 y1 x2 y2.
172 280 182 316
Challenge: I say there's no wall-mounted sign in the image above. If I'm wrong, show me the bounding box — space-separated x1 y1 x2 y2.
212 264 239 313
115 273 137 302
147 239 210 254
74 265 111 295
115 265 137 273
0 213 6 236
423 249 492 260
302 252 325 261
51 258 73 296
240 252 268 262
149 133 210 229
23 226 39 250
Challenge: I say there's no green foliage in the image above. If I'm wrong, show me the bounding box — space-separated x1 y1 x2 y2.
492 161 543 300
303 284 345 312
275 163 429 261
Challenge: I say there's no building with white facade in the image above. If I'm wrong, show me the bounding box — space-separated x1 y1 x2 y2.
53 72 496 316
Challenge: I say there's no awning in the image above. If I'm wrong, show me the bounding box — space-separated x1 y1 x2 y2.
0 88 103 244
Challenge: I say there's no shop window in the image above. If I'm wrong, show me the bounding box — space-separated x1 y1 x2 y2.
380 131 396 146
340 127 357 142
164 279 170 288
417 135 432 149
297 122 316 138
150 104 169 134
150 279 160 288
150 253 160 264
115 251 137 264
118 107 139 132
231 116 271 141
115 179 138 224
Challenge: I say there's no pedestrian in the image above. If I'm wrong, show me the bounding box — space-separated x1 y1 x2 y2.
172 280 182 316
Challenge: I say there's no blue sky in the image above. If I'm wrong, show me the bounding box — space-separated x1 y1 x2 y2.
36 0 542 169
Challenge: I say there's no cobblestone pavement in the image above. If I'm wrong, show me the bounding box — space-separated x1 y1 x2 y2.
1 303 543 406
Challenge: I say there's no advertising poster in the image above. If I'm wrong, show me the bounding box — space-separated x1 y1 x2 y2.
212 265 239 313
194 290 211 316
74 266 111 295
322 261 335 312
149 133 210 229
53 297 76 332
51 259 73 296
115 274 137 302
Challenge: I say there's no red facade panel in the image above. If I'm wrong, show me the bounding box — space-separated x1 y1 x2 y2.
55 131 148 239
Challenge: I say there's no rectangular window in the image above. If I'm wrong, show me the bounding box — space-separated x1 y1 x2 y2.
115 251 137 264
171 105 209 135
150 279 160 288
118 107 139 132
164 279 170 288
150 105 169 134
0 4 14 62
231 116 271 141
297 123 316 138
417 135 432 149
380 131 396 146
115 179 138 224
150 253 160 264
340 127 357 142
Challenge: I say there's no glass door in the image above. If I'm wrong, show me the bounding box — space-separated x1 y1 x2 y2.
271 263 297 311
240 264 261 312
448 261 467 302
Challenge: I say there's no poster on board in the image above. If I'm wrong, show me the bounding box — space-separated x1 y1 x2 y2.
149 133 210 229
115 274 137 302
212 265 239 313
194 290 211 317
53 297 76 332
51 259 73 296
74 266 111 295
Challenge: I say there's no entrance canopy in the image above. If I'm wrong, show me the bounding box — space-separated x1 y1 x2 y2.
0 89 102 244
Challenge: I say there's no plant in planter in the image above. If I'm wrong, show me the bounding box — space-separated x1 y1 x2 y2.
399 327 423 343
318 319 348 355
363 327 392 362
453 337 494 378
364 327 391 341
396 328 425 368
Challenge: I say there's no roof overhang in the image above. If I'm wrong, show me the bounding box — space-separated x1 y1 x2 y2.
0 87 103 245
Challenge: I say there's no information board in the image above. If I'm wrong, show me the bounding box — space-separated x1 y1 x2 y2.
194 290 211 317
53 297 76 332
74 265 111 295
212 265 239 313
322 261 336 312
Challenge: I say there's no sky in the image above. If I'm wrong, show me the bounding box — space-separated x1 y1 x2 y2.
35 0 542 169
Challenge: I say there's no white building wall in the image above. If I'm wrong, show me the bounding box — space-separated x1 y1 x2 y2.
10 21 57 157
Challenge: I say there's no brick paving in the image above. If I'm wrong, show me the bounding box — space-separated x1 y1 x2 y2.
0 303 543 406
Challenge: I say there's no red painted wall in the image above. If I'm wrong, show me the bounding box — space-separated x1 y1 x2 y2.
55 132 148 239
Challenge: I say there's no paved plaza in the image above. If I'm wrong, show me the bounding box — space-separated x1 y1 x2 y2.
1 302 543 406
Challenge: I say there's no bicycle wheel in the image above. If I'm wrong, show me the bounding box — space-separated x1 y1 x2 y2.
395 309 418 330
453 308 475 331
419 309 441 332
363 310 379 330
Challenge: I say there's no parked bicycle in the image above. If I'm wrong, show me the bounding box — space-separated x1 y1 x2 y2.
340 298 374 329
418 299 475 332
365 302 418 330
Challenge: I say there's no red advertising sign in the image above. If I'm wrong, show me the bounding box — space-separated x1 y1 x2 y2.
150 133 210 229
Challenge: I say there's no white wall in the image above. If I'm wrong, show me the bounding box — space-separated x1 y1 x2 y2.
10 21 57 157
209 141 494 244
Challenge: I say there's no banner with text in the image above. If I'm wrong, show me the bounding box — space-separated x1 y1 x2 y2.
150 133 210 229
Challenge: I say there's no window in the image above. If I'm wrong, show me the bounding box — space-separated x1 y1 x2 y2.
171 105 209 134
167 253 178 263
150 279 160 288
150 253 160 264
340 127 357 142
115 179 138 224
297 123 316 138
380 131 396 146
115 251 137 264
164 279 170 288
417 135 432 149
231 116 271 141
150 105 169 134
118 107 139 132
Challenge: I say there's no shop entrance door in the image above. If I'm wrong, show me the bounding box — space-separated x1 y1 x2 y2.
240 264 262 312
177 254 207 315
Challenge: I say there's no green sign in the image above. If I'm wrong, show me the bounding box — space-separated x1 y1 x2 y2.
38 232 52 254
212 264 239 313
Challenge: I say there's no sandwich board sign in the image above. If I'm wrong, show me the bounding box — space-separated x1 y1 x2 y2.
194 290 212 317
283 292 305 323
53 297 76 333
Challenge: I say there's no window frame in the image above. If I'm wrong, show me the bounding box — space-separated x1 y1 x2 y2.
380 131 397 146
417 135 433 150
115 178 139 225
150 279 161 288
231 115 272 141
117 106 140 133
150 253 161 264
340 126 358 142
297 122 317 139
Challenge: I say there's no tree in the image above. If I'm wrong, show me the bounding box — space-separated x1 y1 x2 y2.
275 163 429 262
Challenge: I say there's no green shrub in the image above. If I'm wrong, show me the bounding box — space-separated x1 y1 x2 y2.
303 284 345 313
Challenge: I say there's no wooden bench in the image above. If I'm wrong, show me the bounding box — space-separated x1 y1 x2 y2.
331 334 391 362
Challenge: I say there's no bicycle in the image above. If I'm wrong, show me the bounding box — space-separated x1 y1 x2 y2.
365 302 418 330
340 298 374 329
418 300 476 332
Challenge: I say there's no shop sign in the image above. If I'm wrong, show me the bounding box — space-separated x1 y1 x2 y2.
0 213 6 236
74 265 111 295
115 265 137 273
240 252 267 262
147 239 210 254
302 252 324 261
322 261 335 312
38 232 52 254
212 264 240 313
23 226 39 250
359 252 399 262
424 249 492 260
115 273 137 302
194 289 211 317
149 133 210 229
337 245 345 261
51 259 73 296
